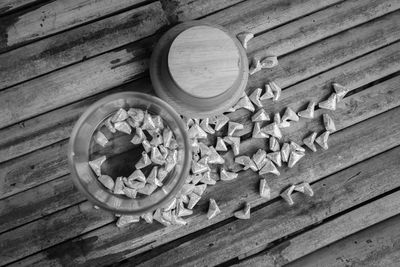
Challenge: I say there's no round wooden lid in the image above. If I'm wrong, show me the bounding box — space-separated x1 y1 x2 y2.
167 25 241 98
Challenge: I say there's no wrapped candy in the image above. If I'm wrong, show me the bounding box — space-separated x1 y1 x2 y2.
104 117 116 133
116 215 140 228
234 202 251 219
297 102 315 119
294 182 314 197
127 108 144 126
223 136 241 156
252 108 270 122
163 127 173 148
259 158 280 176
207 198 221 220
152 115 164 129
316 131 330 150
252 149 267 170
303 132 317 152
269 81 281 101
253 122 268 138
323 114 336 132
200 172 216 185
233 95 255 112
111 108 128 123
235 156 258 171
138 183 158 195
280 143 290 162
114 121 131 134
188 192 201 209
141 111 156 131
332 82 349 102
113 176 124 194
193 184 208 195
141 212 153 223
319 93 337 111
151 146 165 165
200 118 215 134
249 88 263 107
215 137 228 151
210 114 229 131
228 121 244 136
131 127 145 145
288 150 305 168
269 136 280 152
259 179 271 199
188 123 208 139
89 156 106 176
236 32 254 49
260 84 274 100
94 131 108 147
280 184 296 205
141 139 152 153
249 58 262 75
266 152 282 167
123 187 138 198
135 151 152 169
208 146 225 164
220 168 238 181
290 141 305 152
274 112 290 128
261 122 282 139
282 107 299 122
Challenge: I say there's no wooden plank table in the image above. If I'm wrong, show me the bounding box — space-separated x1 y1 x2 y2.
1 0 399 266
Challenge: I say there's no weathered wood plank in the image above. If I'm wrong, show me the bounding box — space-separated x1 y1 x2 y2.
0 202 114 266
235 184 400 266
0 0 147 52
134 147 400 266
0 1 168 91
288 215 400 267
0 174 85 234
0 37 153 129
204 0 343 35
246 10 400 90
247 0 400 60
2 15 399 163
160 0 244 23
0 0 43 16
10 91 400 266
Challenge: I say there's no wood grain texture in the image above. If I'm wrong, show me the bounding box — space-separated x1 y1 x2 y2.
0 0 147 52
0 1 168 90
160 0 244 23
2 15 399 163
0 37 153 129
0 140 69 200
231 41 400 138
203 0 343 35
168 25 240 98
236 181 400 266
287 216 400 267
10 90 400 266
0 0 44 16
0 174 85 234
134 147 400 267
246 10 400 90
247 0 400 60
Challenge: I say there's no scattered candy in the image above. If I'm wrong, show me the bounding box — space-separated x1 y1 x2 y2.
259 158 280 176
193 184 208 196
188 192 201 209
319 93 337 111
200 118 215 134
210 114 230 131
252 109 270 122
220 168 238 181
280 184 296 206
200 172 216 185
294 182 314 197
249 58 262 75
332 82 349 102
191 160 209 174
116 215 140 228
288 150 305 168
216 137 228 151
297 102 315 119
228 121 244 136
266 152 282 167
259 179 271 199
282 107 299 122
260 56 278 69
249 88 263 108
260 84 274 100
188 123 208 139
269 81 282 101
315 131 330 150
207 198 221 219
281 143 291 162
234 202 251 219
303 132 317 152
253 122 268 138
274 112 290 128
323 114 336 132
208 146 225 164
252 149 267 170
236 32 254 49
223 136 241 156
261 122 282 139
233 95 255 112
269 136 280 152
290 141 305 152
235 156 258 171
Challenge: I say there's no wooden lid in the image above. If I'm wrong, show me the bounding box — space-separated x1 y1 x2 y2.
167 25 240 98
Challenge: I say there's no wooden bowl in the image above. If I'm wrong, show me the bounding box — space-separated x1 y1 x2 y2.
150 21 248 118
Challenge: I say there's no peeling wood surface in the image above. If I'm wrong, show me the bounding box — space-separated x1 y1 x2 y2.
1 0 400 266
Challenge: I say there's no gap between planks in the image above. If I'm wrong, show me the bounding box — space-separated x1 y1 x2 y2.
5 88 400 266
1 7 399 164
